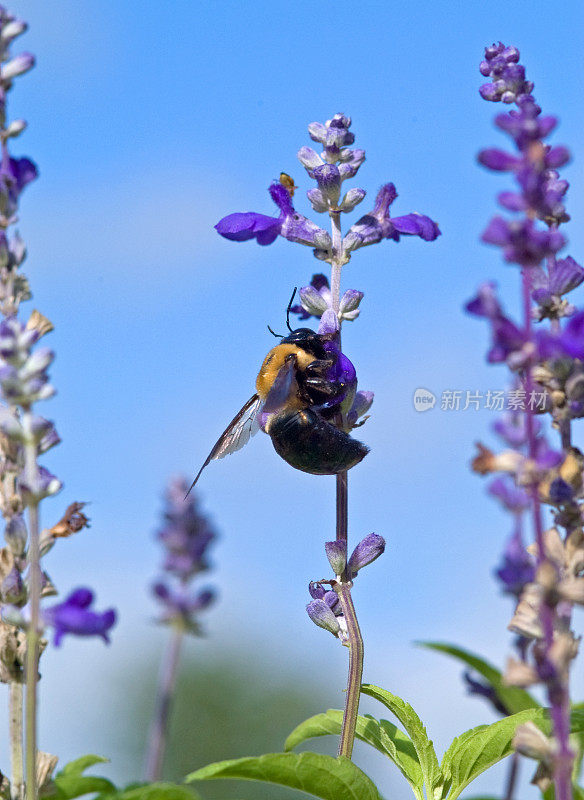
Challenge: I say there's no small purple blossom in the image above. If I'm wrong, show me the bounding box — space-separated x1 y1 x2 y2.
463 671 510 716
43 588 116 647
343 183 440 254
153 581 215 630
494 526 535 597
481 217 564 267
488 477 530 514
215 181 331 252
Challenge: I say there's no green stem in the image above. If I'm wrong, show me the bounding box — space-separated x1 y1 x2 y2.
334 581 364 759
9 681 24 800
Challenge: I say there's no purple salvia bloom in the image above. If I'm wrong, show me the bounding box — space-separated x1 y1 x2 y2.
343 183 440 254
43 588 117 647
347 533 385 577
465 282 503 320
494 526 535 597
157 477 216 581
488 477 530 514
215 181 331 252
481 217 564 267
493 410 540 448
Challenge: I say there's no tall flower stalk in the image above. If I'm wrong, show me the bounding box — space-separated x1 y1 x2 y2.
0 9 116 800
145 477 216 781
216 113 440 758
468 43 584 800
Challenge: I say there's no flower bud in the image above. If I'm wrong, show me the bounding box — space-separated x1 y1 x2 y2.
4 119 26 138
513 722 555 762
348 533 386 577
313 164 341 206
1 53 35 82
1 20 27 43
19 466 62 502
298 285 328 317
318 308 339 335
339 188 366 212
339 289 364 320
5 515 26 556
307 122 327 143
324 541 346 575
297 146 323 171
306 599 340 636
306 188 328 213
1 566 25 604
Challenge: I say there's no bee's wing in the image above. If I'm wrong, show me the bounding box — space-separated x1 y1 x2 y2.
186 394 263 496
262 355 296 413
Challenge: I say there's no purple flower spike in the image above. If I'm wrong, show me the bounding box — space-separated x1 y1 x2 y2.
347 533 385 577
43 588 117 646
157 477 216 581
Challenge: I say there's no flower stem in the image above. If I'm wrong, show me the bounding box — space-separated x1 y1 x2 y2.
503 751 519 800
145 625 184 781
328 206 363 760
330 211 342 316
335 581 364 759
22 410 40 800
521 269 572 800
9 681 24 800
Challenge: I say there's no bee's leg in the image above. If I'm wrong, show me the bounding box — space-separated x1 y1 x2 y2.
303 358 334 377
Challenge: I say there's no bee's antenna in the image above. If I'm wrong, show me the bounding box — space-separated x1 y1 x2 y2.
286 287 297 332
267 325 283 338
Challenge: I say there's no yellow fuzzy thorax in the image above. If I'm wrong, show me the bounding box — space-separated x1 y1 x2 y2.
255 344 313 401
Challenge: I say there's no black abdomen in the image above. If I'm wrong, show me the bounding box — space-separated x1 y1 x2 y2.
268 409 369 475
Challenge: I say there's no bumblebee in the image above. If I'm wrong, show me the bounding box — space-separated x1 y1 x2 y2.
187 309 368 494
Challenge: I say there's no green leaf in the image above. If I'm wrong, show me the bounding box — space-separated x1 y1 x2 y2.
442 707 548 800
361 684 442 798
53 774 117 799
58 755 110 778
187 752 383 800
418 642 540 715
572 708 584 733
114 783 202 800
285 708 423 799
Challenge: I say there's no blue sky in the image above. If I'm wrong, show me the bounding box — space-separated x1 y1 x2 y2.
1 0 584 796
